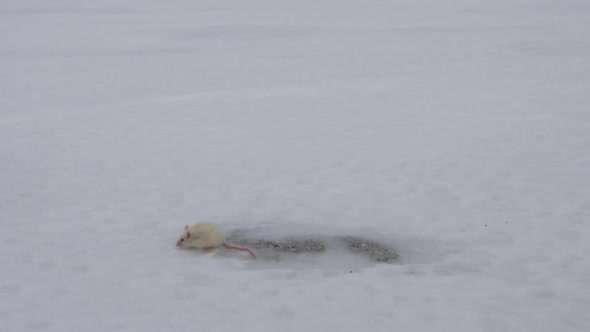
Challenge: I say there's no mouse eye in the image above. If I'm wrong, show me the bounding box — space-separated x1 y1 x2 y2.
181 239 184 242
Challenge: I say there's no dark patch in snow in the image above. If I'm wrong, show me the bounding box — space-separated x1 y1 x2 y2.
227 229 399 263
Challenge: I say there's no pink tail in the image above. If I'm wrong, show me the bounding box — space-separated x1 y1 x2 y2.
223 243 256 259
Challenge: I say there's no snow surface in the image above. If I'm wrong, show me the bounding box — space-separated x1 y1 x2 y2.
1 0 590 331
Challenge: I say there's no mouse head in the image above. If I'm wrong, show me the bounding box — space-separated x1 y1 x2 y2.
176 224 199 247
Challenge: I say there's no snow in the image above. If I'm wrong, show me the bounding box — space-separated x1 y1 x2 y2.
1 0 589 331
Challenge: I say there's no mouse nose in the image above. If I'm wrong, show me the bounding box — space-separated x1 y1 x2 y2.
176 240 181 247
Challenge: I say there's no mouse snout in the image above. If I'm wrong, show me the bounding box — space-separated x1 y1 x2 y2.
176 239 182 247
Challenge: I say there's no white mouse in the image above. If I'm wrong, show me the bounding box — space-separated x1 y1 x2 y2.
176 222 256 259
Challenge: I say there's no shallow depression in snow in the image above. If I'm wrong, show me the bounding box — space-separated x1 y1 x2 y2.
175 224 465 273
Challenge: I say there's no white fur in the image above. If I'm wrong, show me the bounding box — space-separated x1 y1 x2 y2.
176 222 225 248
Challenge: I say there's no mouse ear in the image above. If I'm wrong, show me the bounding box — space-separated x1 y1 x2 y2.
186 230 191 238
184 224 189 231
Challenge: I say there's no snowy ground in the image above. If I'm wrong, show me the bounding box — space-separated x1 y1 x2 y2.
1 0 590 331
